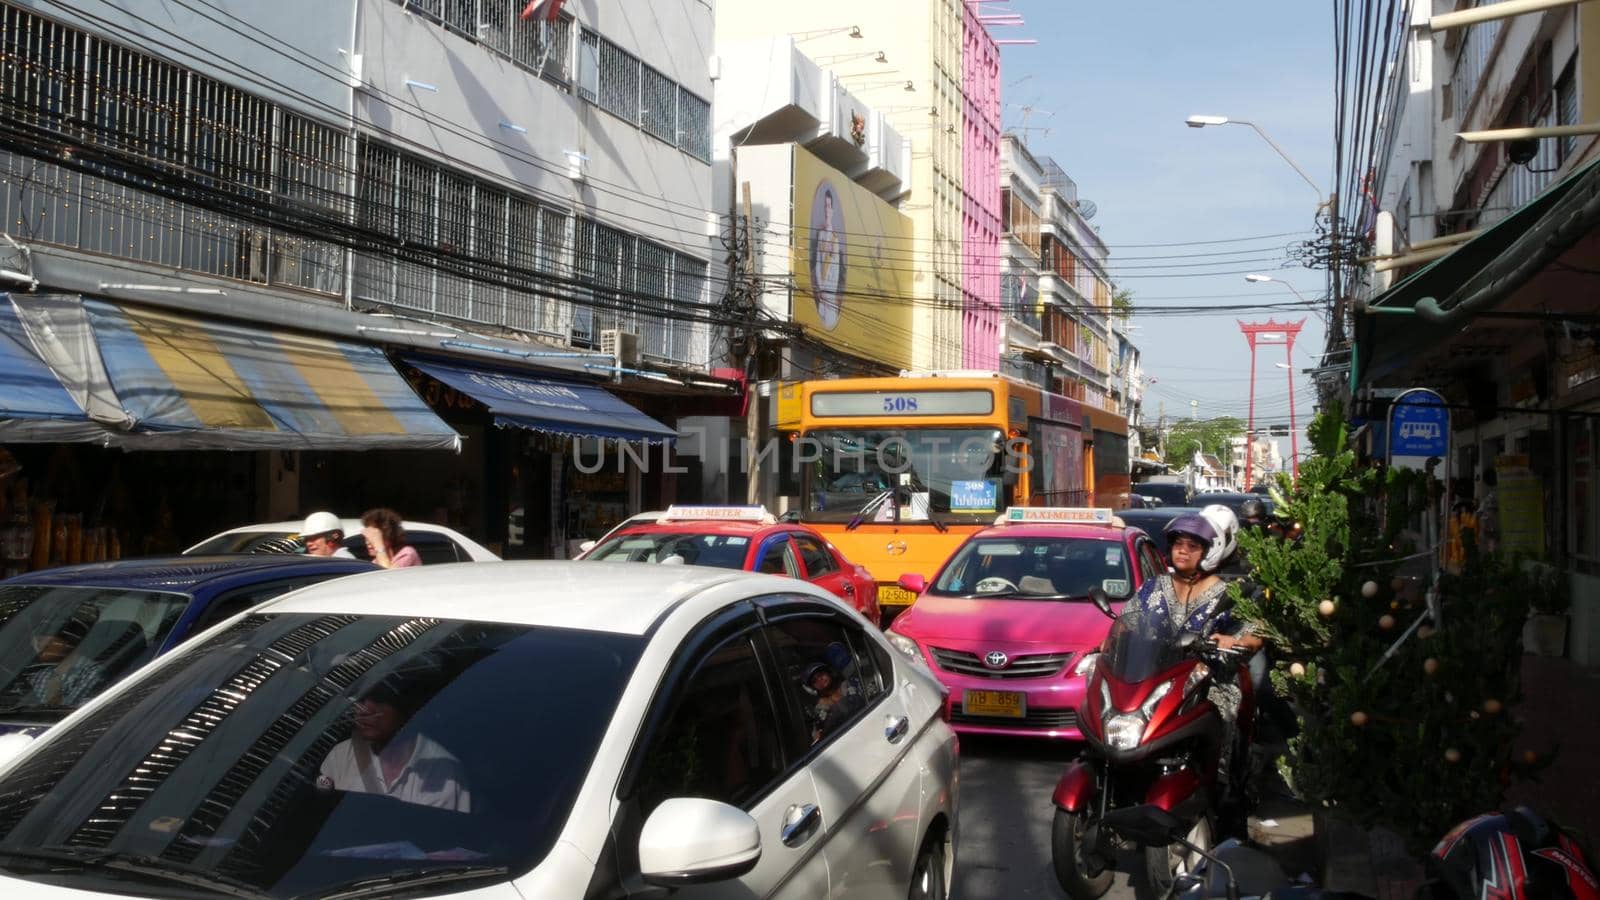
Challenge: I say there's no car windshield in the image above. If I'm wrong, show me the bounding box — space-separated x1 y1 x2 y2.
801 428 1008 523
0 586 189 720
0 613 643 897
586 531 752 568
1101 603 1189 683
930 537 1132 600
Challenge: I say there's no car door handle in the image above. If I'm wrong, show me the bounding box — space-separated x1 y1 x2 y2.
780 803 822 847
884 715 910 743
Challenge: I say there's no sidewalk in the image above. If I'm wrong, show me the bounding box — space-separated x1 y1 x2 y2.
1506 653 1600 845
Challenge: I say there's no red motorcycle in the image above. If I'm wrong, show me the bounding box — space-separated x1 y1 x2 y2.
1050 591 1255 899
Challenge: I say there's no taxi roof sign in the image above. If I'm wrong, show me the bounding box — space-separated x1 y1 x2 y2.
660 505 776 524
997 507 1117 526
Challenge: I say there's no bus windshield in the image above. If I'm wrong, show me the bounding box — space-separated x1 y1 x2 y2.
802 428 1009 523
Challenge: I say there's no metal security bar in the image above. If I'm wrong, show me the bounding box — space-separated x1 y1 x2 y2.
677 88 711 162
640 64 676 143
597 37 640 125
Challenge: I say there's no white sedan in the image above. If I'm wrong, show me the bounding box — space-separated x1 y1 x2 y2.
0 562 958 899
186 518 500 563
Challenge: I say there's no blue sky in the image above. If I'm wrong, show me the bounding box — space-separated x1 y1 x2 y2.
994 0 1334 465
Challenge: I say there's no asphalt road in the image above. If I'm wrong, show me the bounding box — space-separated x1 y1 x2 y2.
954 735 1146 900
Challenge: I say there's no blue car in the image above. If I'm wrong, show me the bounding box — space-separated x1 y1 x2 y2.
0 555 377 738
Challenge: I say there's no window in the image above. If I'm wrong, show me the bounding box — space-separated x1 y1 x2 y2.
577 28 599 101
793 535 838 578
1556 61 1578 164
640 64 676 142
756 539 799 577
597 37 640 123
191 577 333 632
635 632 788 813
676 88 711 161
761 614 875 746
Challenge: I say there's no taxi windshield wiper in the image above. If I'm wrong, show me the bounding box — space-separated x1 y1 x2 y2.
308 864 510 900
0 847 267 898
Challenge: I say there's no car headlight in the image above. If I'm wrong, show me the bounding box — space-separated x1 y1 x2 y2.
886 630 923 663
1072 652 1099 677
1104 713 1145 750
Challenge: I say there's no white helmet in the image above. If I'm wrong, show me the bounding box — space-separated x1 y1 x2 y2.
300 511 343 538
1198 504 1240 573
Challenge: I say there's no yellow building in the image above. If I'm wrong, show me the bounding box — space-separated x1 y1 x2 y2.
717 0 972 371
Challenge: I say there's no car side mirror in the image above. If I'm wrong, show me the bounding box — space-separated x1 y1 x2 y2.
640 798 762 886
897 573 927 595
577 540 597 556
1087 587 1115 619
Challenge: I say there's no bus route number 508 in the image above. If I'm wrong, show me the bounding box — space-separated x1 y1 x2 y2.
883 396 919 412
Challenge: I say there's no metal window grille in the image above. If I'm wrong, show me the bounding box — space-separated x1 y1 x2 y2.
442 0 476 38
506 195 542 332
272 113 347 295
536 206 569 334
1556 64 1578 163
473 185 508 324
570 218 601 345
671 255 708 366
635 239 670 356
640 64 676 142
577 28 599 101
0 5 86 136
597 37 640 124
508 12 572 83
354 138 399 303
185 75 274 282
408 0 444 22
677 88 710 161
1450 12 1501 119
435 170 474 320
475 0 512 55
395 154 437 312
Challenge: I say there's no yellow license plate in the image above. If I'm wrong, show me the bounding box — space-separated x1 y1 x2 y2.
963 689 1026 718
878 586 918 606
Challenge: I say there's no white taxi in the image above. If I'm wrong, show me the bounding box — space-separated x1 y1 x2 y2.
0 562 958 899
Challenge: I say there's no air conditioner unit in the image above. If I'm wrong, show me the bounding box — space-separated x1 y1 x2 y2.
601 328 640 368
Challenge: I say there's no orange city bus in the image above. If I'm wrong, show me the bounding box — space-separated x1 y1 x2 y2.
781 372 1130 618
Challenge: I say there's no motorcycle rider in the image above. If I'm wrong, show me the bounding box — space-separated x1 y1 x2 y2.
1123 508 1263 796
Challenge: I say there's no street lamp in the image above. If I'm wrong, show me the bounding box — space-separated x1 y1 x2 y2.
1244 273 1310 303
1185 115 1325 201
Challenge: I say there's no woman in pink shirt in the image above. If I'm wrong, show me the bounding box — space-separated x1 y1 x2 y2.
362 508 421 569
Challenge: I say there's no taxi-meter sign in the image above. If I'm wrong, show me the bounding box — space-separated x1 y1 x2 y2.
660 505 773 523
1001 507 1115 525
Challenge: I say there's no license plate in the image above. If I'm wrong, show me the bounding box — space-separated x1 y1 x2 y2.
879 586 918 606
963 689 1026 718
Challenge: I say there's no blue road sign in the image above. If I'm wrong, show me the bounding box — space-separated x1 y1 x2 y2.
1388 389 1449 459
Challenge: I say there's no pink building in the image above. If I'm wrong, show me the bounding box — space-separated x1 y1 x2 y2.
961 1 1003 370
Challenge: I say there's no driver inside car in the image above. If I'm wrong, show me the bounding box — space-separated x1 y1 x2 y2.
319 672 471 812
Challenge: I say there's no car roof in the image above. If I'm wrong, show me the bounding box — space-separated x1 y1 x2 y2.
1 555 377 592
1116 506 1202 522
259 561 791 636
608 520 782 538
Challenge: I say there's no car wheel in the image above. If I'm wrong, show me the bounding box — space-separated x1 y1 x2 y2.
1144 815 1212 899
907 829 949 900
1052 809 1113 899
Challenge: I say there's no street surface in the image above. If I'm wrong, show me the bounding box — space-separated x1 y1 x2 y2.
955 735 1143 900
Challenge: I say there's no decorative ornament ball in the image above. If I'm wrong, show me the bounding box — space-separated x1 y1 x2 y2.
1350 710 1369 727
1524 750 1539 765
1379 614 1396 631
1424 657 1439 676
1362 580 1380 599
1391 577 1407 592
1319 600 1337 617
1289 662 1306 678
1390 601 1400 611
1483 698 1503 715
1445 748 1462 764
1470 710 1481 720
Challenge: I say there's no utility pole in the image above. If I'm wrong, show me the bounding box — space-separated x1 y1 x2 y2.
740 181 768 507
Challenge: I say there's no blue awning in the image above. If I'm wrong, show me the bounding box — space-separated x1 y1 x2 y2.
0 295 107 442
405 356 677 442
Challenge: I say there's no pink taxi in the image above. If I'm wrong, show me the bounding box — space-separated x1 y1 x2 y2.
883 507 1168 740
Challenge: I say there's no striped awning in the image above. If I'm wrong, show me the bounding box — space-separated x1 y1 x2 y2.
12 296 460 451
0 295 107 443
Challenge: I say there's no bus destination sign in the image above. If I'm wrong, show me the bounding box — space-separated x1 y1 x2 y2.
809 389 996 418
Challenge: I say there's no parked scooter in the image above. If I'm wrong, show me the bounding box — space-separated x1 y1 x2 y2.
1051 589 1256 899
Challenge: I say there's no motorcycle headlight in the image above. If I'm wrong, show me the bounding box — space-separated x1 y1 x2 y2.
886 630 924 665
1073 652 1099 678
1140 681 1173 717
1104 713 1145 750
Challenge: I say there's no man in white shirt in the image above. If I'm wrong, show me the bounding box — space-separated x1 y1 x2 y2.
318 677 470 812
301 511 356 559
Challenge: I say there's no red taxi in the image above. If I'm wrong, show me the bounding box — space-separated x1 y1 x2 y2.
578 506 881 624
883 507 1166 739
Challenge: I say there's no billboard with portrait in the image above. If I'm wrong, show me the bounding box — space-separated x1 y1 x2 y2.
791 146 914 370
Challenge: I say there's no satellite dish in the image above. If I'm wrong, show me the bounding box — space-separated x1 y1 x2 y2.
1077 198 1098 221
